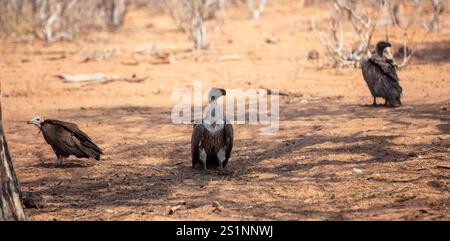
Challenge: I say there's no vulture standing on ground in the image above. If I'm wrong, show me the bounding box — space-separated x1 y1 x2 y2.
191 88 233 175
27 117 103 166
361 41 403 107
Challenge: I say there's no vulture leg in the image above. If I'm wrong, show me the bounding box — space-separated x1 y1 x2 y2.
384 99 389 107
372 97 377 106
56 156 65 167
217 148 226 176
199 148 207 172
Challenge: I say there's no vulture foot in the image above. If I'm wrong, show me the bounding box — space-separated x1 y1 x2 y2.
55 157 65 167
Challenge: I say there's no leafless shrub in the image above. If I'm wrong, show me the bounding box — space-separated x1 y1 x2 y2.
0 0 127 43
426 0 444 32
164 0 225 50
388 0 434 68
311 0 384 68
312 0 440 68
247 0 268 19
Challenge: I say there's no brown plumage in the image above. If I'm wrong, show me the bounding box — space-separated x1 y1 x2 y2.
361 41 403 107
27 117 103 166
191 123 233 169
191 87 233 175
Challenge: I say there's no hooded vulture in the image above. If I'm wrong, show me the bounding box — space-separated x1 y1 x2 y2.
191 88 233 175
361 41 403 107
27 117 103 166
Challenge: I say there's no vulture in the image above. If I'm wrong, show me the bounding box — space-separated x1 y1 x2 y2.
191 88 233 175
27 117 103 166
361 41 403 107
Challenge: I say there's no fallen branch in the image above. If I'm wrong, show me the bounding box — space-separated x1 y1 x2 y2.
168 205 186 215
58 73 147 84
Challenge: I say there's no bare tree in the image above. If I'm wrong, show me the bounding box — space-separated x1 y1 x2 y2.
0 84 27 221
311 0 384 67
389 0 430 68
247 0 268 19
108 0 127 30
165 0 210 50
312 0 438 68
426 0 444 32
0 0 128 43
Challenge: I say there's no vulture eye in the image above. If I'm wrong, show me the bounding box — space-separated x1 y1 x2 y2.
211 96 216 101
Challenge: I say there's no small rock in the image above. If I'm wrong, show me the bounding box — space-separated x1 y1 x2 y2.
265 37 279 44
352 168 363 175
307 50 320 60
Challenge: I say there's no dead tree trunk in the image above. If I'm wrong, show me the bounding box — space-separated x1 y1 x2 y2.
247 0 267 19
191 0 208 50
0 84 26 221
108 0 127 29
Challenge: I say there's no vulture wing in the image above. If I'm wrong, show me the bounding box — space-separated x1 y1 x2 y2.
41 123 86 158
370 57 403 98
191 124 205 168
370 56 399 83
45 119 103 158
223 122 233 168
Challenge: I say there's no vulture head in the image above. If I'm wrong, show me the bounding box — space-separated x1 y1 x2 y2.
208 88 226 103
27 116 44 128
376 41 396 66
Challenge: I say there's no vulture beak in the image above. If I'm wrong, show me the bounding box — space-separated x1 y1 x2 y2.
27 119 41 127
383 47 395 61
208 88 227 103
384 47 398 68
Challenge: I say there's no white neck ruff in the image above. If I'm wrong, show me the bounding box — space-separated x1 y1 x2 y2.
203 101 225 134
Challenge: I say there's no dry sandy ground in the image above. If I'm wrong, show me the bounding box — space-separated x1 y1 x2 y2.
1 2 449 220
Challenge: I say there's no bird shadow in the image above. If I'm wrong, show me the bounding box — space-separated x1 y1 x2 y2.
32 161 95 169
358 104 389 108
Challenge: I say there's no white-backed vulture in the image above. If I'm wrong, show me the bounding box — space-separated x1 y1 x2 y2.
191 88 233 175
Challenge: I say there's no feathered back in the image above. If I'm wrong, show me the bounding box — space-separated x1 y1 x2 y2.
191 122 233 168
42 119 103 159
361 56 402 106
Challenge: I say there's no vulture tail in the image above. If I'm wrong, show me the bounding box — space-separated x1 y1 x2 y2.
381 78 402 106
81 140 103 160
